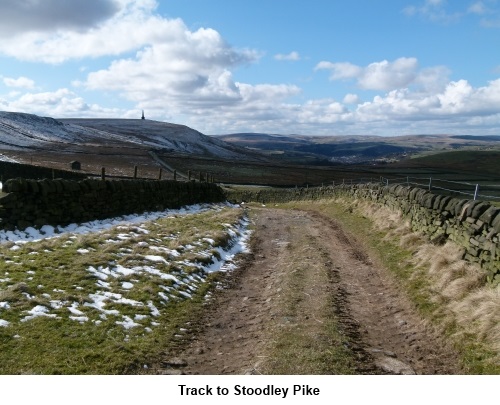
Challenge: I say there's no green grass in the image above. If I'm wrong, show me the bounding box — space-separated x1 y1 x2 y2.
266 321 356 375
0 206 247 374
403 150 500 177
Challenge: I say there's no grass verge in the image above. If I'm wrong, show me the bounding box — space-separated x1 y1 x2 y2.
0 205 248 374
279 199 500 374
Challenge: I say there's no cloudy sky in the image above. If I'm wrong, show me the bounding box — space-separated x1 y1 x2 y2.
0 0 499 136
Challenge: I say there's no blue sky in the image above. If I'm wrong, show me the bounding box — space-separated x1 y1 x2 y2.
0 0 499 136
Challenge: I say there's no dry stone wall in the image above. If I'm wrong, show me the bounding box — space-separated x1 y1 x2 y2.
226 184 500 285
0 178 225 230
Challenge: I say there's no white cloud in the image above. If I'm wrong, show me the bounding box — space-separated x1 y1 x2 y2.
2 88 123 118
274 51 301 61
81 18 263 113
315 61 362 80
353 78 500 123
2 76 35 89
413 65 451 92
209 76 500 135
343 93 361 104
0 0 247 64
359 58 419 91
316 57 424 91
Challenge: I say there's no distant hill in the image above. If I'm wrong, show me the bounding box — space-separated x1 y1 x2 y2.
217 133 310 151
213 132 500 164
0 112 256 161
451 135 500 142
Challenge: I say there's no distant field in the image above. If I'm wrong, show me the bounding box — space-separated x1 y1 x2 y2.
394 150 500 178
161 149 499 185
159 154 378 186
161 150 500 202
366 151 500 200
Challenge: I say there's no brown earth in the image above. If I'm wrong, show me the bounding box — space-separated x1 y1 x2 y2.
152 207 462 375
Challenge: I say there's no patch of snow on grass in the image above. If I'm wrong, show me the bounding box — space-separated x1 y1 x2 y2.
149 246 180 257
49 300 65 309
97 280 111 289
70 316 89 323
21 305 57 322
158 291 170 302
87 266 111 280
0 203 230 244
84 293 120 315
147 301 160 317
116 315 141 329
68 303 85 316
178 291 192 298
144 255 168 264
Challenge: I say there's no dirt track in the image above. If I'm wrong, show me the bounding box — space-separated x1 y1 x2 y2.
156 207 462 375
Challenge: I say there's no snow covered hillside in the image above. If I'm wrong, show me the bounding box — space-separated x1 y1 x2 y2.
0 111 255 160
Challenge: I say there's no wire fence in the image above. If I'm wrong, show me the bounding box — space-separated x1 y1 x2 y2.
328 176 500 202
378 176 500 201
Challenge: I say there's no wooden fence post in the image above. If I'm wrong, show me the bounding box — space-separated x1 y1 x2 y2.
134 165 138 179
158 168 162 180
188 170 191 181
101 167 106 180
174 170 177 181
